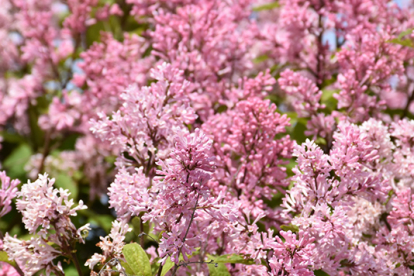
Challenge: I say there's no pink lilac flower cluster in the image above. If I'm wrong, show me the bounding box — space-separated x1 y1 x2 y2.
1 0 414 276
3 174 90 275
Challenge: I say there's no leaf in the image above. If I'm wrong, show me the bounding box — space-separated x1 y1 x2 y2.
120 261 135 275
208 263 231 276
3 144 33 178
387 28 414 48
0 251 16 267
397 28 414 39
253 54 269 63
207 254 255 265
122 243 152 276
63 266 78 276
161 258 175 276
252 1 280 11
55 174 78 200
314 270 330 276
388 38 414 48
280 224 299 233
290 120 308 144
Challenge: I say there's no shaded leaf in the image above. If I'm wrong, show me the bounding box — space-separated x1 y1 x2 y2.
3 144 32 178
314 270 330 276
55 174 78 200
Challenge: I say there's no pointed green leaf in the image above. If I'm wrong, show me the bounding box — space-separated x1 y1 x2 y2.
120 261 135 275
207 254 255 265
208 263 231 276
122 243 152 276
252 1 280 11
160 258 175 276
0 251 16 267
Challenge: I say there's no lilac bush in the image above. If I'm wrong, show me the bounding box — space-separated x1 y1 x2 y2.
1 0 414 275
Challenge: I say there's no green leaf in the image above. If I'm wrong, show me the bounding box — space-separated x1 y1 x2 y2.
397 28 414 40
3 144 33 178
314 270 330 276
252 1 279 11
122 243 152 276
63 266 78 276
161 258 175 276
207 254 255 265
387 28 414 48
321 89 339 112
290 120 308 144
253 54 269 63
120 261 135 275
0 251 16 267
388 38 414 48
55 174 78 200
208 263 231 276
280 224 299 233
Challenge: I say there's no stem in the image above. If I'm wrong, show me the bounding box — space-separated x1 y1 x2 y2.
38 130 52 174
13 264 25 276
140 217 145 248
157 263 164 276
71 251 83 276
171 194 201 276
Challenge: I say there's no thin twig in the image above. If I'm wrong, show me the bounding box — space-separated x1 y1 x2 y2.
71 251 83 276
171 194 201 276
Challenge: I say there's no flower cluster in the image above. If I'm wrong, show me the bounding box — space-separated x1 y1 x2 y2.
1 0 414 275
3 174 89 275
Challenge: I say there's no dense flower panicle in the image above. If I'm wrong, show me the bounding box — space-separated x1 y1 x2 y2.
0 171 19 217
2 0 414 275
279 69 324 117
108 167 151 219
16 174 87 236
150 1 256 119
334 28 405 122
203 97 294 229
90 63 196 172
3 235 63 276
4 173 91 275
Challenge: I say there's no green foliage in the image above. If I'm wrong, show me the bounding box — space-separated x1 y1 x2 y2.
55 174 78 199
321 89 339 113
207 254 255 265
0 251 17 267
120 261 135 275
314 269 330 276
280 224 299 233
3 144 33 179
122 243 152 276
388 28 414 48
252 1 280 11
208 263 231 276
160 258 175 276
